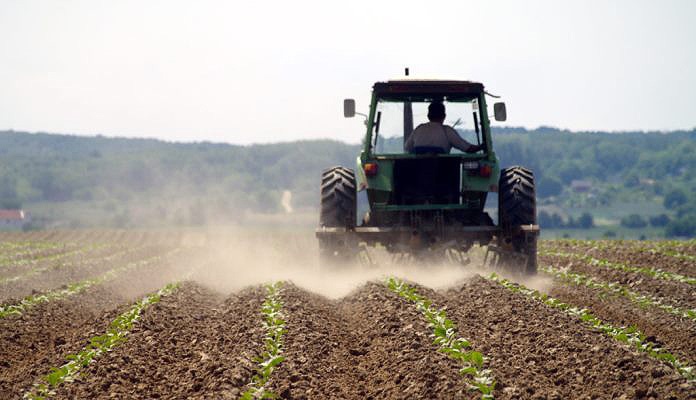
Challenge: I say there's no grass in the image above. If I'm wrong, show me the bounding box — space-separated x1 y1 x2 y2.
23 282 181 399
386 277 495 399
241 282 287 400
488 273 694 381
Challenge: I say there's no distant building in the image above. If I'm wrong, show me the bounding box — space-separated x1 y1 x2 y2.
570 180 593 193
0 209 29 230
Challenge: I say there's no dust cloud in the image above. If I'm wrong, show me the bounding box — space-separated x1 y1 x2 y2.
181 227 488 299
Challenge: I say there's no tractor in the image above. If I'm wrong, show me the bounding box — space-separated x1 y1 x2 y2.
316 78 539 274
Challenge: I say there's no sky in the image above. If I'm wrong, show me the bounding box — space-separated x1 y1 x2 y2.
1 0 695 145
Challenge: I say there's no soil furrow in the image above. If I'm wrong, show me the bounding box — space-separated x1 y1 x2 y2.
0 244 113 280
0 255 195 399
0 245 170 303
268 282 474 399
540 253 696 310
545 278 696 364
438 276 693 399
543 242 696 277
0 288 129 398
51 284 265 399
0 244 78 266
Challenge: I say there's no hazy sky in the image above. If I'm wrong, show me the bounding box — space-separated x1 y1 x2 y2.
1 1 695 144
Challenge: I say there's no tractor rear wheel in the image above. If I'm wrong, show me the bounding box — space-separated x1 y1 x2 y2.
498 166 537 274
318 167 357 265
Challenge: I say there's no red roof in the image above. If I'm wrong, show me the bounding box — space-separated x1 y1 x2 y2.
0 210 25 220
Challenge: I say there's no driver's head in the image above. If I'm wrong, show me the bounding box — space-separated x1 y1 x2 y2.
427 101 446 123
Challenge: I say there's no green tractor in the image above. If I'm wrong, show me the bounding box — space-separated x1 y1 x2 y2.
316 78 539 274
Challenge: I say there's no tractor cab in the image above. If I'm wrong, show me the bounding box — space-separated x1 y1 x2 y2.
345 80 506 225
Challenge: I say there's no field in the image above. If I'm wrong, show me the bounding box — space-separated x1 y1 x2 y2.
0 230 694 399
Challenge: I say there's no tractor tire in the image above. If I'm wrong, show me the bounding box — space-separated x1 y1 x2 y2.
498 166 537 274
318 167 357 265
320 166 357 228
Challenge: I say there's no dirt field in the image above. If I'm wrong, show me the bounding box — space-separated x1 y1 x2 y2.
0 231 694 399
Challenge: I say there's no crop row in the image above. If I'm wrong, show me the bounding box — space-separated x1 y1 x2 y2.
241 282 287 400
386 277 495 399
0 244 106 270
0 244 144 286
539 249 696 285
0 244 76 264
0 241 67 251
0 251 177 319
23 282 181 399
488 273 695 381
541 239 696 262
540 265 696 321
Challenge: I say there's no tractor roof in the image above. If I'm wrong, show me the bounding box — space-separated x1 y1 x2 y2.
373 79 484 101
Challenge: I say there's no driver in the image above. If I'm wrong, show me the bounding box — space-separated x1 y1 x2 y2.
405 101 483 154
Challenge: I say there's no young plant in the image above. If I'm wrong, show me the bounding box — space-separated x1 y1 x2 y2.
0 243 126 285
0 251 177 319
24 282 181 399
541 239 696 262
241 281 287 400
539 249 696 285
488 273 694 382
541 264 696 321
386 277 495 399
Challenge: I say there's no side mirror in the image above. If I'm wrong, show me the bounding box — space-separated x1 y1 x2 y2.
493 102 507 121
343 99 356 118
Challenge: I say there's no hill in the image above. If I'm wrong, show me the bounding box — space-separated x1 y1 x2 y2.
0 129 694 236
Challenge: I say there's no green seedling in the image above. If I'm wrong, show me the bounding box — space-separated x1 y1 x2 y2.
541 239 696 262
0 243 108 271
0 243 125 285
24 282 181 399
386 277 495 399
489 273 694 381
0 250 178 319
0 243 70 264
539 249 696 285
241 282 286 400
541 265 696 321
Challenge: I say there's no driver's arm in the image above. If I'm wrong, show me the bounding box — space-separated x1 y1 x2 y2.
445 127 482 153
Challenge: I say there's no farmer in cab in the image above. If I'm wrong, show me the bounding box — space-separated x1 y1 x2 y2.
405 101 483 154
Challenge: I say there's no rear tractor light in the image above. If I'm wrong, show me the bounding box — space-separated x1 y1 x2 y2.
479 164 492 177
364 162 379 177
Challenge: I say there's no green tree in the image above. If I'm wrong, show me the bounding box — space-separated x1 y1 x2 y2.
665 216 696 238
620 214 647 228
664 189 688 209
538 177 563 198
649 214 670 227
578 212 594 229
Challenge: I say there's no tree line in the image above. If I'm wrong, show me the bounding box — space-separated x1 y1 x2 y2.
0 128 694 236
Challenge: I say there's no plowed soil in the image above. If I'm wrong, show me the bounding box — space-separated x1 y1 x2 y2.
543 241 696 276
1 232 695 399
540 252 696 310
440 277 692 399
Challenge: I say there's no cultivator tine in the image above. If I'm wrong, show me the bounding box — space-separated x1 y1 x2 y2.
358 243 377 268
